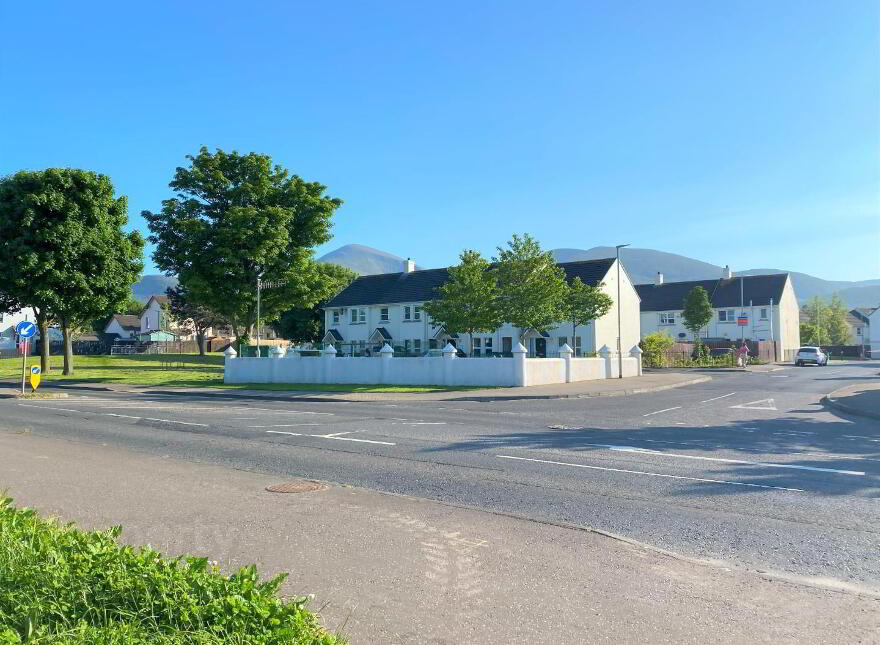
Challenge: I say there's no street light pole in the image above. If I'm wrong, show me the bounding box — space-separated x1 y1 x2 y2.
615 244 630 378
256 273 263 356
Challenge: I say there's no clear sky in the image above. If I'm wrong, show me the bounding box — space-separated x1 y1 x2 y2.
2 1 878 280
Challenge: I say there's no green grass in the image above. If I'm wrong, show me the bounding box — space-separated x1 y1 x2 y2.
0 355 486 393
0 496 344 645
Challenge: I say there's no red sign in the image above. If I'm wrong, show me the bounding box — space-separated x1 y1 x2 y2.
19 339 28 355
737 316 748 326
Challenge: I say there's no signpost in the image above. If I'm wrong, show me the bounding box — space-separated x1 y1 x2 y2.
737 315 749 326
29 366 41 392
16 321 36 395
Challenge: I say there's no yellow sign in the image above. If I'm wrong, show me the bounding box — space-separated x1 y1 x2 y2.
29 366 41 392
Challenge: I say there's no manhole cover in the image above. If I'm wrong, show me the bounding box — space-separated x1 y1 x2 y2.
265 481 328 493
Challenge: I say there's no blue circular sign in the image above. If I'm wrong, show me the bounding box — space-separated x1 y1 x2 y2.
16 321 36 338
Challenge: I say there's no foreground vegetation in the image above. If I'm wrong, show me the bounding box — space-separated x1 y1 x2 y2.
0 496 343 645
0 355 481 393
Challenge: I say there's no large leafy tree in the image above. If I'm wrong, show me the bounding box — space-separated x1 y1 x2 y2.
423 250 503 355
681 286 713 342
562 277 613 355
271 263 356 344
0 169 144 374
165 284 230 355
493 234 567 342
801 294 851 345
143 147 341 346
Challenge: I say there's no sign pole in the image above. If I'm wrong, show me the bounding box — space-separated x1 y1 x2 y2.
21 338 27 395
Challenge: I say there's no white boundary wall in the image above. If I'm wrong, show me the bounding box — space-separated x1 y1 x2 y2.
224 343 642 387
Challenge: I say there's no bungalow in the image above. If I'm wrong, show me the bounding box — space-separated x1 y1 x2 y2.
322 258 641 358
636 270 800 360
103 314 140 340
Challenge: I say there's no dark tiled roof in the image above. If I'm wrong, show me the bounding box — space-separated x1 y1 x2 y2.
635 274 789 311
111 314 140 329
324 329 343 342
371 327 392 340
325 259 616 308
852 308 875 323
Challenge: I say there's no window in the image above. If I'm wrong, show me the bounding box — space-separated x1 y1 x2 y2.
380 307 389 322
414 306 421 321
350 309 358 324
332 310 340 324
659 312 675 325
856 327 863 336
472 337 481 356
574 336 582 356
760 308 768 320
485 338 492 354
404 306 411 321
718 309 736 322
359 309 366 323
558 336 568 348
414 339 422 353
502 336 512 354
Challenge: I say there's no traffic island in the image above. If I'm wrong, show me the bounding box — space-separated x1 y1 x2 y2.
823 382 880 421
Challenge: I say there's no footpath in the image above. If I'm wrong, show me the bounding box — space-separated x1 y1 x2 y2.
1 430 876 644
824 380 880 421
1 370 711 402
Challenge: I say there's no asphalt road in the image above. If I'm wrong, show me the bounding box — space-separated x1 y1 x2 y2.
2 360 878 591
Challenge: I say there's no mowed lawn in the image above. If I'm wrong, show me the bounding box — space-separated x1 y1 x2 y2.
0 353 481 392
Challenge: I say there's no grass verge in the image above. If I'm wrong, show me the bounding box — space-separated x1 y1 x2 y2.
0 496 344 644
0 355 487 393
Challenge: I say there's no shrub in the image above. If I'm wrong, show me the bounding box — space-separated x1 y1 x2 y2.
641 332 675 367
0 497 343 645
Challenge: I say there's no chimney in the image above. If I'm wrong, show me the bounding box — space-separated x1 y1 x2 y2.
404 258 416 273
722 265 733 279
655 272 664 285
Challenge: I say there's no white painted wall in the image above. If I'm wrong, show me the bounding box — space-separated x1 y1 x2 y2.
868 308 880 358
104 318 137 339
225 343 641 387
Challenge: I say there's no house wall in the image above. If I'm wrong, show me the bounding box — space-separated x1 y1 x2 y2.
868 309 880 358
105 319 135 339
777 276 800 356
224 348 640 387
323 259 641 358
140 300 163 333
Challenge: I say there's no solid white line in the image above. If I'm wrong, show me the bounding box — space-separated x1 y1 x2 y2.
143 418 208 427
266 430 303 436
700 392 736 403
392 422 447 425
105 413 143 420
578 443 865 476
321 431 353 437
642 406 682 417
17 404 82 412
496 455 804 492
323 436 396 445
249 424 324 428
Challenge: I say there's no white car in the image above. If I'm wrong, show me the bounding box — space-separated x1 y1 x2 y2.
795 346 828 366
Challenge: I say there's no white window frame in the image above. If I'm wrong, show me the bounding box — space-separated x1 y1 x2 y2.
332 310 340 325
350 308 358 324
404 306 411 321
414 306 421 321
380 307 389 322
659 312 675 325
574 336 582 356
759 308 768 320
414 338 422 353
359 308 366 323
718 309 736 323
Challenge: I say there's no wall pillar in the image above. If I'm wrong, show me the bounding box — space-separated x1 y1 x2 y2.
380 343 394 384
630 344 643 376
559 343 573 383
598 344 612 379
442 342 456 386
513 342 528 386
322 343 337 384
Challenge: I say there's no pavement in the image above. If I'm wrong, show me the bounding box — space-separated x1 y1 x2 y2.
2 359 879 643
824 380 880 421
1 369 712 402
1 431 876 645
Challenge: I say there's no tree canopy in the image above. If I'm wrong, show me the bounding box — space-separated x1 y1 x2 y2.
801 294 851 345
562 277 613 354
0 169 144 373
143 147 342 345
165 284 230 355
493 234 567 340
271 263 357 344
681 286 713 341
423 250 503 354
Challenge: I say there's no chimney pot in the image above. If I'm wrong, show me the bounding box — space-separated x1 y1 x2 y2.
722 265 733 279
404 258 416 273
655 272 664 285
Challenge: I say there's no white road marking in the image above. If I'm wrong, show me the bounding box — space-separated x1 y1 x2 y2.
143 418 208 427
578 443 865 476
321 431 353 437
249 424 324 428
496 455 804 492
642 407 682 417
842 435 880 442
17 404 82 412
392 422 447 425
730 398 777 411
266 430 303 436
769 375 789 378
105 413 143 420
700 392 736 403
265 430 395 445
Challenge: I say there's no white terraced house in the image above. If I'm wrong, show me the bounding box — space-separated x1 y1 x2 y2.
635 268 801 360
321 257 641 358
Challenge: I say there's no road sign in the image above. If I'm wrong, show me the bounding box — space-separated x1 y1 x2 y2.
16 321 36 338
29 366 41 392
737 316 748 326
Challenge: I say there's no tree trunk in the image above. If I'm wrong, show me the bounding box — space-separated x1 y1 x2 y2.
36 309 50 373
196 329 206 356
469 332 474 357
571 322 578 356
61 320 74 375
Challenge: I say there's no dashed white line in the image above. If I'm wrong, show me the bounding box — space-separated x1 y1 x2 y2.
496 455 804 492
578 443 865 476
17 404 82 412
249 424 324 428
105 413 143 420
143 418 208 427
642 406 682 417
266 430 303 436
700 392 736 403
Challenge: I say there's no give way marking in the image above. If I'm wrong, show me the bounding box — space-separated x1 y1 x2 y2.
730 398 777 411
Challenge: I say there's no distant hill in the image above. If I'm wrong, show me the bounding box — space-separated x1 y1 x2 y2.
552 247 880 308
317 244 421 275
132 274 177 302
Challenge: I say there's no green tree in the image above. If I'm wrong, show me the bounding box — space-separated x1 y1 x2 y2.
92 292 143 336
423 250 503 355
143 147 341 346
271 263 357 344
681 286 713 342
641 331 675 367
0 169 144 374
562 277 613 355
165 284 230 355
801 294 851 345
493 234 567 342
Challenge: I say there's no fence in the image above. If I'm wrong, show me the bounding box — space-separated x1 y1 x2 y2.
644 339 781 368
224 342 642 387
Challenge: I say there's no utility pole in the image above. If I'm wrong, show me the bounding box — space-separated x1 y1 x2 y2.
740 276 745 344
256 273 262 357
615 244 630 378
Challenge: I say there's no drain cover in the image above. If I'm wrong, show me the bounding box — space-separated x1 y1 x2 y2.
265 481 328 493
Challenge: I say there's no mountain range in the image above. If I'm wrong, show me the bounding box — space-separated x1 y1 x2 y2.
132 244 880 308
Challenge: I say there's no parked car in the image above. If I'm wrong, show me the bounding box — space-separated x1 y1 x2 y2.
795 346 828 366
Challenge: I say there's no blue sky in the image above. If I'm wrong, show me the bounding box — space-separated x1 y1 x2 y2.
2 1 878 280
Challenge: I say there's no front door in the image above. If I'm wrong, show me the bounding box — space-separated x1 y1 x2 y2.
535 337 546 358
